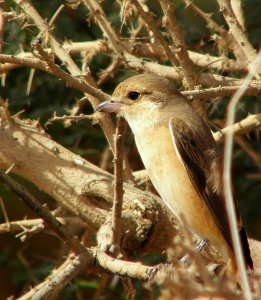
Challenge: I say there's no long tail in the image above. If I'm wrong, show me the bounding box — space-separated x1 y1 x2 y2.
239 227 253 270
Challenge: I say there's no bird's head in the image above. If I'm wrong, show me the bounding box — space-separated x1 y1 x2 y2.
96 74 181 120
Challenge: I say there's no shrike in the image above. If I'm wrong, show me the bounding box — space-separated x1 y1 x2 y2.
96 74 253 273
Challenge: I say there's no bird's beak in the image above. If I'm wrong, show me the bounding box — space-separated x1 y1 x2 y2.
95 100 124 113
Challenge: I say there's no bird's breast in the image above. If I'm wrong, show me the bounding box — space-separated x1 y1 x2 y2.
134 125 196 217
134 125 226 250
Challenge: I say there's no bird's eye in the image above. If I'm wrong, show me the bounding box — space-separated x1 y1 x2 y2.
128 91 140 101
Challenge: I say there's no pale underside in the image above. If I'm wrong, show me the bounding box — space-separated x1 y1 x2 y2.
134 124 230 260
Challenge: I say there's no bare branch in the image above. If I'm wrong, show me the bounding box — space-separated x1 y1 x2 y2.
216 0 257 66
1 41 245 74
0 171 87 253
231 0 246 31
182 85 261 101
46 113 99 126
18 253 89 300
111 118 125 248
13 0 134 178
159 0 198 88
183 0 245 62
131 0 180 68
214 114 261 143
0 217 87 234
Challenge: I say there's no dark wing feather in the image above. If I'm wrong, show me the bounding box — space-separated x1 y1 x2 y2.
169 117 253 269
169 118 234 251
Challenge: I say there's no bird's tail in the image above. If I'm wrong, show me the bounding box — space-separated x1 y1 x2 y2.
239 227 253 270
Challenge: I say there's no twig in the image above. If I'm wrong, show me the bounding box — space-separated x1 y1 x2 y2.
26 68 35 96
1 53 261 90
83 0 126 56
184 0 227 36
111 117 125 249
48 4 64 26
124 55 261 87
159 0 198 88
0 196 9 223
18 253 88 300
0 171 86 253
216 0 257 66
0 174 172 295
0 217 87 234
97 58 120 86
14 0 81 76
0 53 109 101
0 41 245 73
182 85 261 101
131 42 244 73
183 0 245 62
13 0 134 180
231 0 246 31
223 50 261 300
46 113 99 126
214 114 261 143
30 41 132 179
94 249 163 280
0 171 156 298
131 0 180 68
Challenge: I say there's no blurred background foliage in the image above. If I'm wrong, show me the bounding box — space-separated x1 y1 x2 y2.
0 0 260 298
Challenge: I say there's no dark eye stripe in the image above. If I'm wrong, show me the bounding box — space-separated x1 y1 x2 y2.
128 91 140 101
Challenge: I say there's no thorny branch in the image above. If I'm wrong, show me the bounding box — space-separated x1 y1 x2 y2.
1 0 261 299
111 117 125 249
159 0 198 88
13 0 133 179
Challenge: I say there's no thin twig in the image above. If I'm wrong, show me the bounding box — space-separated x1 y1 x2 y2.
131 0 180 68
159 0 198 88
18 253 88 300
13 0 134 179
214 114 261 143
183 0 245 62
216 0 257 66
111 117 125 249
0 196 9 223
231 0 246 31
0 171 86 253
182 85 261 100
0 217 87 234
46 113 99 126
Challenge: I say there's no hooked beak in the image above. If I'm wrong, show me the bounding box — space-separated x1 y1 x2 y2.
95 100 124 113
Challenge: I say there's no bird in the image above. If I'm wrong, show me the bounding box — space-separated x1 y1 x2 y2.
96 74 253 274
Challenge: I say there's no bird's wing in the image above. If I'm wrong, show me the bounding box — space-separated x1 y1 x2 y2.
169 117 233 251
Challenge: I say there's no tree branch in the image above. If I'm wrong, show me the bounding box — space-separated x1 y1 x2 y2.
214 113 261 143
159 0 198 88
